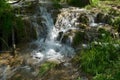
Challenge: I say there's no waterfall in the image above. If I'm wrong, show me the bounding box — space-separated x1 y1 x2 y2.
88 14 98 27
31 6 100 63
31 5 75 63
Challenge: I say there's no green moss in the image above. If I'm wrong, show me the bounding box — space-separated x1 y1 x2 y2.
76 77 82 80
78 13 89 25
53 1 62 9
72 31 85 47
78 23 88 29
0 0 15 50
111 17 120 31
0 0 35 50
12 76 23 80
38 62 57 77
69 0 90 7
90 0 99 6
98 28 112 41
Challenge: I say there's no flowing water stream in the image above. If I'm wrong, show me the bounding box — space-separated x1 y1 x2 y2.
31 1 101 63
31 6 75 63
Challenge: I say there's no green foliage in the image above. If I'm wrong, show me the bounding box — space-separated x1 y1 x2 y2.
76 77 82 80
98 28 112 41
68 0 90 7
0 0 26 50
93 60 120 80
77 35 120 80
0 0 14 49
108 8 120 16
90 0 99 6
38 62 57 77
78 13 89 24
53 0 91 7
0 12 14 34
93 74 107 80
72 31 85 47
53 0 104 7
14 17 26 42
81 41 119 74
72 28 120 80
0 0 12 30
0 0 11 15
53 0 62 9
110 17 120 31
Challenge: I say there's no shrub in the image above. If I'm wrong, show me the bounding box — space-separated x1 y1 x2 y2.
79 36 120 79
90 0 99 6
69 0 90 7
53 0 62 9
72 31 85 47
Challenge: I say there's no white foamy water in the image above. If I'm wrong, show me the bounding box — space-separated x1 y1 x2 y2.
31 6 75 63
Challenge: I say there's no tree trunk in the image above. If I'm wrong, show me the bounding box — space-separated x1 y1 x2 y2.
12 27 16 56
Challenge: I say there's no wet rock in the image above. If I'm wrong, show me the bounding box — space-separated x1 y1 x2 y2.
23 19 37 41
78 13 89 25
55 7 86 29
95 12 105 23
95 12 112 24
72 31 86 48
9 67 36 80
78 23 89 29
61 29 76 45
57 31 64 41
40 61 80 80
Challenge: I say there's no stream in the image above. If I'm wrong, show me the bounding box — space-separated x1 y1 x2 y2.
31 5 75 63
0 0 113 80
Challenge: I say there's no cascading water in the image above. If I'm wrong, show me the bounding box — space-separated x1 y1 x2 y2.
1 0 111 79
31 6 75 63
31 5 101 63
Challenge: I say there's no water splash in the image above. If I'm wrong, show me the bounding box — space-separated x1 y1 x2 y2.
31 6 75 63
31 6 102 63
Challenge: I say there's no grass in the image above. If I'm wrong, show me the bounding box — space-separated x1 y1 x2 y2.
38 62 57 77
73 36 120 80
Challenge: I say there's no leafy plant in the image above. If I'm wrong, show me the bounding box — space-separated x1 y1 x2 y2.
0 0 11 15
90 0 99 6
76 77 82 80
53 0 62 9
69 0 90 7
81 39 120 74
72 31 85 47
0 0 26 50
75 34 120 80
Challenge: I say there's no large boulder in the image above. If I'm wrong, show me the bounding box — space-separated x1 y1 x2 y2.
95 12 112 24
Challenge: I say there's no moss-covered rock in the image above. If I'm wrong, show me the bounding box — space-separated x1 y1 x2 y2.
72 31 86 47
78 23 89 29
78 13 89 25
23 19 37 42
95 12 105 23
38 62 57 77
61 33 69 44
69 0 90 7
